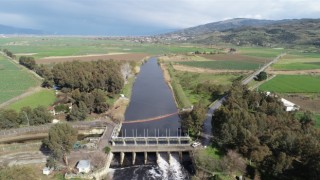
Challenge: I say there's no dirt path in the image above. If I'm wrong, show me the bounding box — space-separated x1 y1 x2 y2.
268 69 320 75
0 151 48 166
0 86 43 109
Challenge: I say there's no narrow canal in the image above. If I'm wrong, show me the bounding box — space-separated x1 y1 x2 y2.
122 57 181 137
109 57 191 180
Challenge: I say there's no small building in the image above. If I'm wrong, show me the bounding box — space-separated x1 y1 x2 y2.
42 167 53 175
281 98 299 112
77 160 91 173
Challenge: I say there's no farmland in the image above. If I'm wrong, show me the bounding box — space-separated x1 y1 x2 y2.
178 60 262 70
36 53 148 64
0 55 40 104
271 53 320 70
238 47 284 58
7 89 56 111
171 66 241 105
0 37 216 59
259 75 320 93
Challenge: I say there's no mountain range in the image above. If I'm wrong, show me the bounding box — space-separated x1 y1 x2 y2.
164 18 320 48
0 24 45 35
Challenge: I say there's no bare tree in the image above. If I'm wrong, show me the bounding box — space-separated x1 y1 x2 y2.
121 63 131 82
220 150 246 176
90 151 107 169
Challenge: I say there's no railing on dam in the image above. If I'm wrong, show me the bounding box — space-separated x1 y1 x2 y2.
111 136 191 146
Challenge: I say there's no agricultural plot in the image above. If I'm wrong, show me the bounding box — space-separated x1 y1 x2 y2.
178 60 262 70
174 71 241 104
36 53 148 64
0 37 216 59
259 75 320 93
7 89 56 111
238 47 284 58
0 55 39 104
272 53 320 70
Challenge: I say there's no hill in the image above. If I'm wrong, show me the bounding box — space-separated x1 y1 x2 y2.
163 18 320 49
169 18 277 37
0 24 45 35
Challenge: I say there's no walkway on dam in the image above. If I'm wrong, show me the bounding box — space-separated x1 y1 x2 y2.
111 144 193 153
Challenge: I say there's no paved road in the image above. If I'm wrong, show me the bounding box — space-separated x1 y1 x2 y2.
201 53 286 145
241 53 286 85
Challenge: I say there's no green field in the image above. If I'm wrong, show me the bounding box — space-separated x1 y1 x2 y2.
272 52 320 70
259 75 320 93
178 60 261 70
0 37 217 59
175 71 240 104
272 62 320 70
0 55 40 104
7 89 56 111
238 47 284 58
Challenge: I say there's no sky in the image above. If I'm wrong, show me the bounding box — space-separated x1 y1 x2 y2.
0 0 319 35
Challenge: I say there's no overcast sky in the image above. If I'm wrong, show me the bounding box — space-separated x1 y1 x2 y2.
0 0 319 35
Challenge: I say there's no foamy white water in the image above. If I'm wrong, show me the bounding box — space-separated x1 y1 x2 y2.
157 153 170 179
169 153 187 180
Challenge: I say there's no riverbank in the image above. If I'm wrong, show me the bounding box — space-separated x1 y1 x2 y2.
159 59 192 109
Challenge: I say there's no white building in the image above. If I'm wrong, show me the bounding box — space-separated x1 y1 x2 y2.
77 160 91 173
281 98 299 112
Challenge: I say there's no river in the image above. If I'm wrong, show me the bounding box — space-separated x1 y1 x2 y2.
109 57 191 180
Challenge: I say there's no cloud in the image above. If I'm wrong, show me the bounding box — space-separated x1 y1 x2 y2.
0 0 319 35
0 12 38 28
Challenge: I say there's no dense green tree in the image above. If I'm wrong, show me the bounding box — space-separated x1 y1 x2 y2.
0 109 19 129
2 49 15 59
212 84 320 179
52 60 124 93
67 101 88 121
31 106 53 125
255 71 268 81
181 102 206 137
36 64 54 87
92 89 108 113
44 123 77 166
19 56 36 70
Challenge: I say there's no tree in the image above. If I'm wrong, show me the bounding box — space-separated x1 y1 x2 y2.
255 71 267 81
31 106 53 125
212 83 320 179
19 56 36 70
181 102 206 137
44 123 77 166
220 150 247 175
0 109 19 129
92 89 108 113
67 102 88 121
